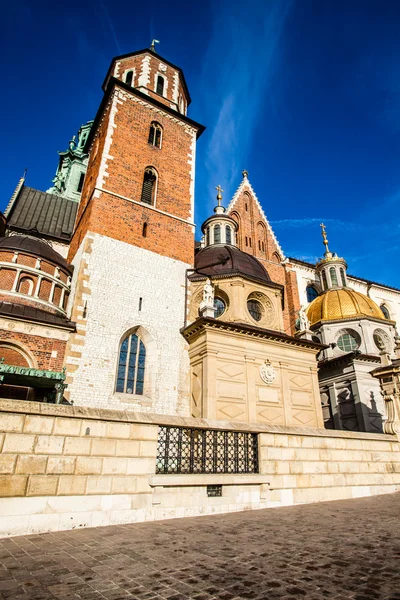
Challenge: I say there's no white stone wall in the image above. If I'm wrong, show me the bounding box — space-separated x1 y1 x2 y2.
66 233 191 415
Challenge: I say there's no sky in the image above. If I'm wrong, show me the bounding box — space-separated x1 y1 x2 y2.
1 0 400 287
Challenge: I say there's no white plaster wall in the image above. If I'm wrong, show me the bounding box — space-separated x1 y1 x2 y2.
291 263 320 306
67 233 191 415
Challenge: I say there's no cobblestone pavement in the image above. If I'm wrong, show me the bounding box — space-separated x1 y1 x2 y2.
1 494 400 600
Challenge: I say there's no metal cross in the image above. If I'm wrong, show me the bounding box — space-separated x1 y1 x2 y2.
215 185 223 206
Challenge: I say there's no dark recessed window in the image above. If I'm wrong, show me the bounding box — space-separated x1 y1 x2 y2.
125 71 133 86
116 333 146 395
340 268 346 287
214 297 226 318
77 173 85 193
148 122 162 148
322 270 328 290
247 299 263 322
306 285 318 302
225 226 232 244
380 305 390 320
156 75 164 96
141 167 157 205
214 224 221 243
142 222 148 237
330 267 338 286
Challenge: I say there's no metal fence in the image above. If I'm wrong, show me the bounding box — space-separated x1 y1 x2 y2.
156 426 259 474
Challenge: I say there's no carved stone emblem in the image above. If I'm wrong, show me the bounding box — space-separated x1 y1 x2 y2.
260 360 276 385
159 63 167 72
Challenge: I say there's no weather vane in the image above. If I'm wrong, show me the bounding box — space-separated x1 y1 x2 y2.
150 39 160 52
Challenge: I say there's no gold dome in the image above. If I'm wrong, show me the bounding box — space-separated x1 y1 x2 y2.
306 288 386 327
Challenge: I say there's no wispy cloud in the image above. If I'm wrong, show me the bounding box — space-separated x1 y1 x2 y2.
197 0 293 210
97 0 121 55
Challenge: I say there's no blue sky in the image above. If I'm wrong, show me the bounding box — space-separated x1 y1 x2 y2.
1 0 400 287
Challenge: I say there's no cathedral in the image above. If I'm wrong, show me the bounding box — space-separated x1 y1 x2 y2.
1 44 400 536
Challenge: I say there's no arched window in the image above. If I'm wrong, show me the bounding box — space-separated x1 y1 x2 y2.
148 122 162 148
214 224 221 243
156 75 164 96
306 285 319 303
116 333 146 395
337 333 359 352
206 227 210 246
17 277 34 295
330 267 338 286
125 71 133 86
322 270 328 290
380 304 391 320
340 268 346 287
140 167 157 205
225 226 232 244
272 252 280 263
247 299 263 322
214 297 226 318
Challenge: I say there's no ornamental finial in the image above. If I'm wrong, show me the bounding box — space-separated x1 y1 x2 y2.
242 169 248 179
320 223 331 256
215 184 223 207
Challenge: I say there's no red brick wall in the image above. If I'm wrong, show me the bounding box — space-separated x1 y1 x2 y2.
0 332 66 371
228 186 300 334
0 346 29 367
69 87 196 265
0 269 15 291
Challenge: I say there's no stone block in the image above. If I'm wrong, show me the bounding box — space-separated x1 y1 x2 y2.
80 420 106 437
136 476 152 493
86 476 112 494
275 462 290 475
27 475 59 496
111 476 137 494
53 418 81 437
35 435 64 455
58 476 87 495
296 474 311 488
282 475 297 488
0 413 24 433
24 415 54 435
126 457 156 475
0 475 28 496
327 462 340 474
27 513 61 534
0 454 16 474
102 457 128 475
106 422 131 439
273 434 289 448
64 436 91 456
16 455 47 475
303 461 327 474
47 457 76 475
116 439 140 457
258 433 275 446
91 439 116 456
139 440 158 458
0 514 29 537
289 461 304 475
75 456 103 475
3 433 35 454
260 460 277 475
131 424 158 441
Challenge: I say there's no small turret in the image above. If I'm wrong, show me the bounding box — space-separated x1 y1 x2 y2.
316 223 348 291
201 185 239 247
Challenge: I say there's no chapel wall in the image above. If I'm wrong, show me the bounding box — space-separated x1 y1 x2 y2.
0 400 399 537
0 324 68 372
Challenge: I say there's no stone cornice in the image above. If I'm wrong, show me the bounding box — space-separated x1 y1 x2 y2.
181 317 326 351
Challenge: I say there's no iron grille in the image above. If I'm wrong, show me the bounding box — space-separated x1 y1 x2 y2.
156 426 259 474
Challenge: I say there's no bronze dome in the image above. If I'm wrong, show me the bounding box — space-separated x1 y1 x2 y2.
193 245 271 283
0 235 72 274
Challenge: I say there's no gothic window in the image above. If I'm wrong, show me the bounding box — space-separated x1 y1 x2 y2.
156 75 165 96
148 122 162 148
247 299 263 322
140 167 157 205
214 224 221 243
77 173 85 193
116 333 146 395
322 270 328 290
272 252 280 263
340 268 346 287
125 71 133 86
306 285 319 302
330 267 338 286
225 226 232 244
380 304 391 320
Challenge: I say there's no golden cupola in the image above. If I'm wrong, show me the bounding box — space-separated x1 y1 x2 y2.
306 224 387 327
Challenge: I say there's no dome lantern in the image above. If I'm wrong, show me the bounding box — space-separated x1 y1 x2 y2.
201 185 238 247
316 223 348 291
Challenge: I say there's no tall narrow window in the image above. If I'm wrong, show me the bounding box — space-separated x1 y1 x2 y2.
77 172 85 193
245 236 248 247
156 75 164 96
380 304 391 320
322 270 328 290
249 238 252 247
330 267 338 286
148 122 162 148
225 226 232 244
116 333 146 395
125 71 133 86
206 227 210 246
340 268 346 287
140 167 157 205
306 285 319 302
258 240 261 251
142 222 148 237
214 224 221 243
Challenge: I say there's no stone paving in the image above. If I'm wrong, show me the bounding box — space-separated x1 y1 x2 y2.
1 494 400 600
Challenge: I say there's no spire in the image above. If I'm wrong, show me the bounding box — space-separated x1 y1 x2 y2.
316 224 347 290
242 169 248 179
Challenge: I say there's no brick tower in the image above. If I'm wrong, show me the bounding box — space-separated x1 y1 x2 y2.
65 46 204 413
